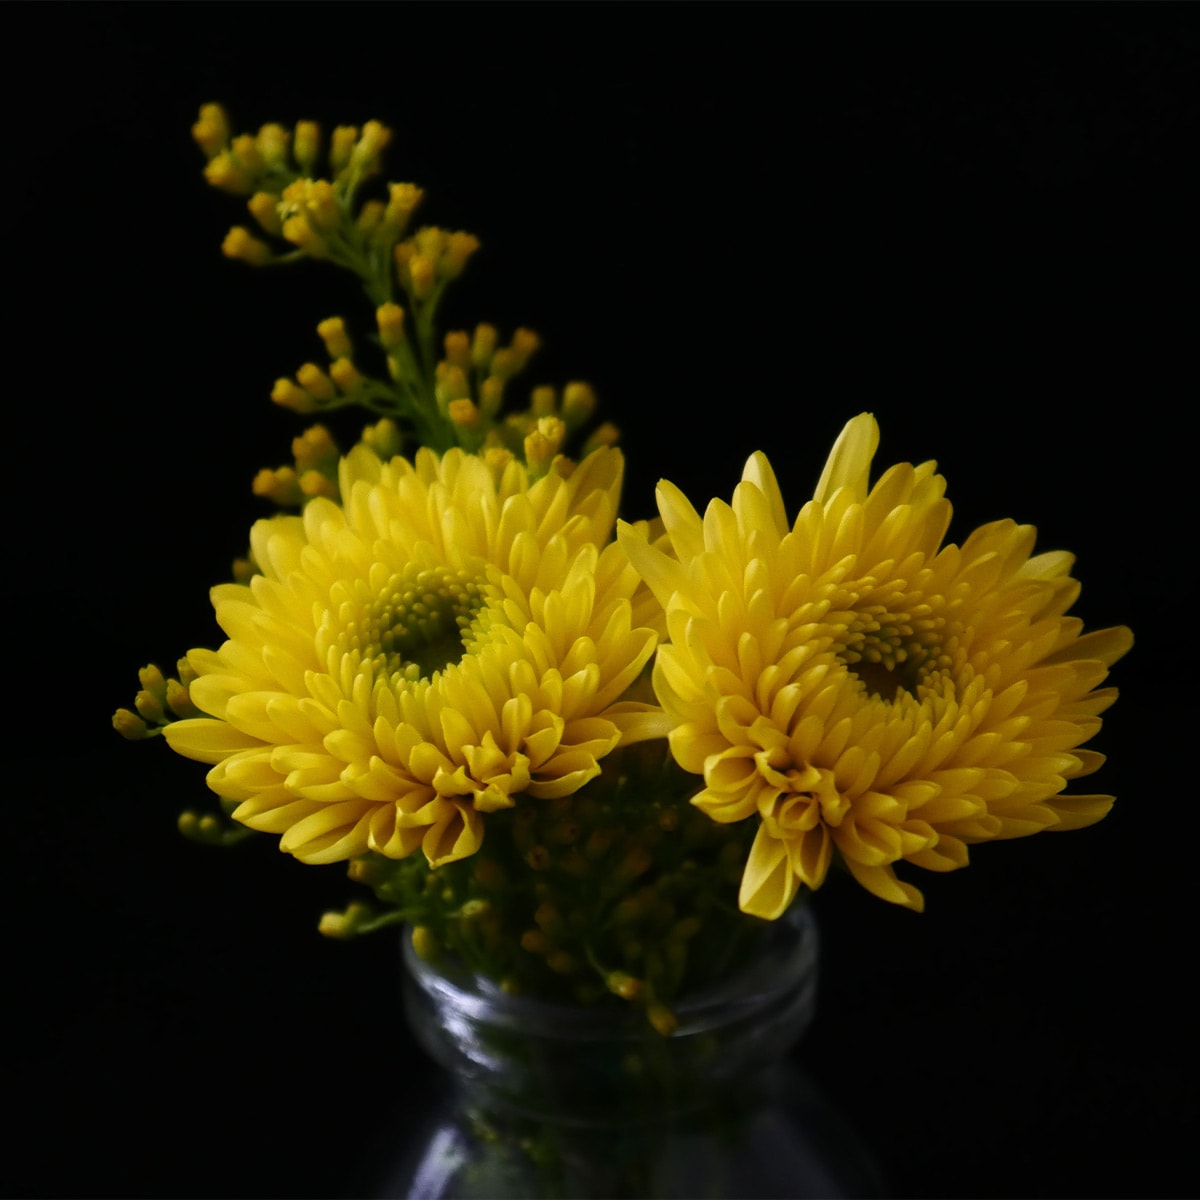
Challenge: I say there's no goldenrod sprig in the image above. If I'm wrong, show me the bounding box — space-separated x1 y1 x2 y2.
178 806 257 848
251 422 341 506
113 661 202 740
248 419 402 518
318 901 409 939
193 103 614 462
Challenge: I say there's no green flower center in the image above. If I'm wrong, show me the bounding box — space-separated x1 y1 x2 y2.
833 599 951 702
364 565 490 682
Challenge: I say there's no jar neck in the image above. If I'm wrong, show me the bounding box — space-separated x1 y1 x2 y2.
402 903 818 1125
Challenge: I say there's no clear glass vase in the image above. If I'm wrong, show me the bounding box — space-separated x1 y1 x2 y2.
377 903 884 1199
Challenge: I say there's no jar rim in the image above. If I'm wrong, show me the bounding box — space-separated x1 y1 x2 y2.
402 901 817 1041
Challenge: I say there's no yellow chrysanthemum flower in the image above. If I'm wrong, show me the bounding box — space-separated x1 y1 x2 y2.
618 414 1131 919
165 445 669 867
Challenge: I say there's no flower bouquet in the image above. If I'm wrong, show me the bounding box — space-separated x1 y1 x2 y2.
116 106 1131 1198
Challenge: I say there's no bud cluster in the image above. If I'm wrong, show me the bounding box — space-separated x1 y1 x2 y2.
251 422 341 506
113 661 202 740
192 103 614 468
323 742 761 1031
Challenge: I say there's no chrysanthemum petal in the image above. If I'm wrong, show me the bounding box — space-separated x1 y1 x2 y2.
813 413 880 503
739 824 801 919
844 858 925 911
1044 625 1134 668
1045 793 1114 830
164 718 266 763
740 452 789 536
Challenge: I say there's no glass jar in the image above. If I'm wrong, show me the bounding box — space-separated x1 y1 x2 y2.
376 903 883 1199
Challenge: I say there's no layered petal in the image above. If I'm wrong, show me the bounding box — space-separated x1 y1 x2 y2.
166 446 662 867
627 413 1131 916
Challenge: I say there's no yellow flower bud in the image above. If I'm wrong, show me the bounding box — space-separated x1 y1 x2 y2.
165 678 199 719
271 377 317 413
204 152 254 195
293 120 321 172
606 972 643 1001
138 664 167 700
443 330 470 370
470 323 498 369
436 362 469 403
221 226 272 265
329 357 363 393
135 688 164 724
247 191 282 236
509 327 540 372
300 179 340 230
191 103 230 158
448 398 481 429
505 412 533 440
414 226 447 259
648 1003 678 1037
489 349 516 381
539 415 566 444
229 133 263 178
524 417 567 474
112 708 150 740
255 122 290 167
520 928 547 954
376 302 406 349
350 119 392 173
292 423 339 471
252 466 304 506
318 904 368 939
362 417 403 459
530 385 557 417
178 811 249 847
356 199 386 236
329 125 359 173
411 925 440 961
280 177 307 205
197 815 223 841
479 375 505 417
582 422 621 455
296 362 336 402
299 469 337 498
441 231 480 279
524 434 553 472
316 317 352 360
385 182 424 230
562 381 597 426
281 215 327 258
408 254 435 299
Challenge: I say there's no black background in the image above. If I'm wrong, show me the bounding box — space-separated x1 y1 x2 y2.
7 6 1198 1198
